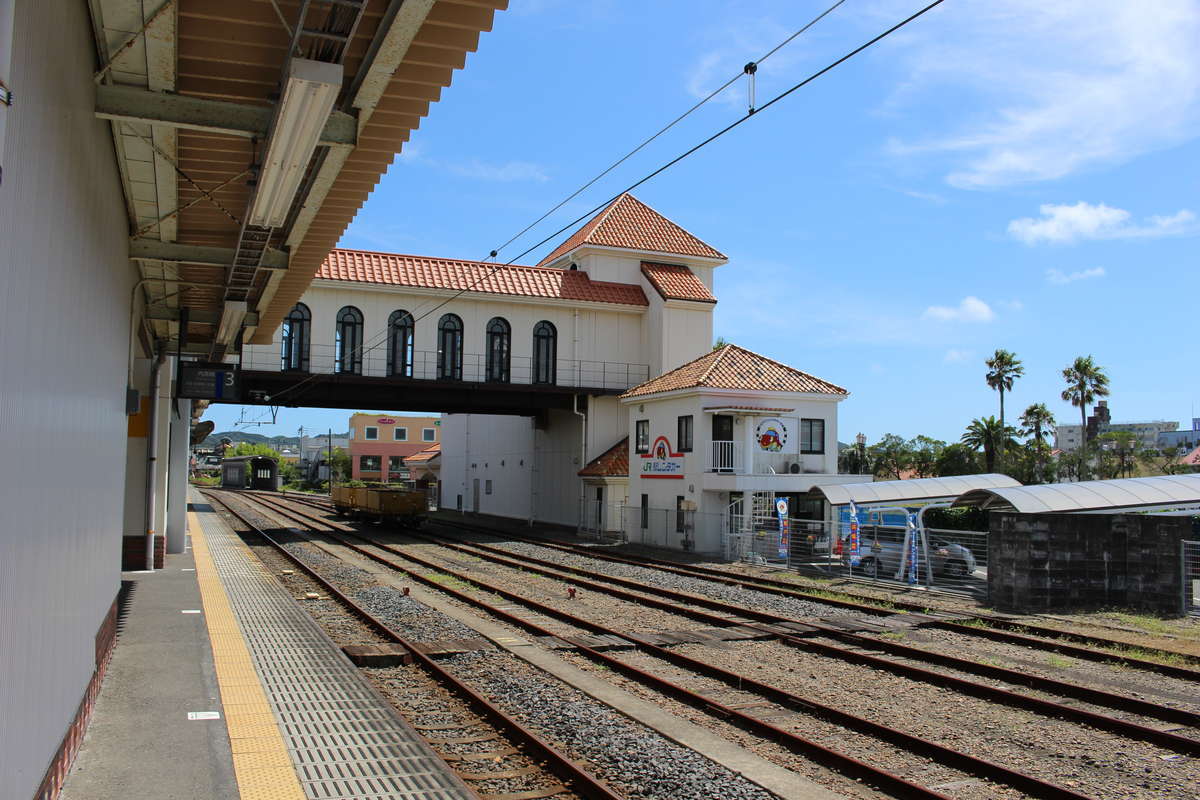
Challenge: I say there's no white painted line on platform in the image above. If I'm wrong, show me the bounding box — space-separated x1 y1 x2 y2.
128 570 153 574
181 568 196 572
181 609 202 614
187 711 221 721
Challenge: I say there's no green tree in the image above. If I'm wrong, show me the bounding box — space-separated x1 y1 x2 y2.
961 416 1017 474
838 440 871 475
908 435 945 478
1061 355 1110 479
712 337 730 350
227 441 281 458
1019 403 1056 483
328 447 352 482
868 434 912 480
1097 431 1138 478
934 443 982 477
985 349 1024 463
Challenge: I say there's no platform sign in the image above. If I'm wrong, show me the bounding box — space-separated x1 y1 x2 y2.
776 498 789 559
177 362 240 401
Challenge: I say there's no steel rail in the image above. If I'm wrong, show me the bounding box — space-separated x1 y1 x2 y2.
431 516 1200 680
245 492 1100 800
201 490 625 800
417 524 1200 733
396 524 1200 757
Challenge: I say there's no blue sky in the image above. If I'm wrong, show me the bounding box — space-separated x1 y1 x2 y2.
204 0 1200 444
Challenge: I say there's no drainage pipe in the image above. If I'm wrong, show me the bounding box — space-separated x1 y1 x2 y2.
144 349 166 571
573 393 587 533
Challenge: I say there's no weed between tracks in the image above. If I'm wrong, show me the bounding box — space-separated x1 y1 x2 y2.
426 572 475 592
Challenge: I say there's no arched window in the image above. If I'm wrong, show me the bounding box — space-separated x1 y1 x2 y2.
437 313 463 380
532 320 557 385
281 303 310 372
485 317 510 383
334 306 363 374
387 310 414 377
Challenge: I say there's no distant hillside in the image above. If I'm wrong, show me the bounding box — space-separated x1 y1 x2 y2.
200 430 350 450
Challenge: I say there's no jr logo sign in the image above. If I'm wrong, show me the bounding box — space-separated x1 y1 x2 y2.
640 435 684 479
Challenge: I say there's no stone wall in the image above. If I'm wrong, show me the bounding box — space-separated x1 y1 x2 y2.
989 512 1190 615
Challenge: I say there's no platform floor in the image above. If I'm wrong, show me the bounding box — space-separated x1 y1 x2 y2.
62 490 474 800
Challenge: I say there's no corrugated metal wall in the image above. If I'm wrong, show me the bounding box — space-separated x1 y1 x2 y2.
0 1 135 796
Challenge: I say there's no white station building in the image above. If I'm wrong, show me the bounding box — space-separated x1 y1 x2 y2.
246 193 866 551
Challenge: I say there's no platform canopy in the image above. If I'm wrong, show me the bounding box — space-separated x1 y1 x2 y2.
816 474 1022 507
952 474 1200 514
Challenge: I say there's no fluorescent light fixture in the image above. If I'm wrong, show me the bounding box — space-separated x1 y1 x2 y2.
215 301 248 346
248 58 343 228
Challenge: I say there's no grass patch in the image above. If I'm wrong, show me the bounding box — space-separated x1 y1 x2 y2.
1104 611 1182 637
880 630 907 641
1045 654 1074 669
425 572 474 592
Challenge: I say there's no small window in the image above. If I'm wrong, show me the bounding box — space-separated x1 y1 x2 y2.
675 496 686 533
640 494 649 529
485 480 493 495
800 419 825 454
360 455 381 472
677 415 693 452
388 456 402 472
394 427 408 441
635 420 649 453
364 426 378 440
422 428 436 442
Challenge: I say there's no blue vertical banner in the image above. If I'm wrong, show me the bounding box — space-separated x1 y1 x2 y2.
848 500 861 567
776 498 789 559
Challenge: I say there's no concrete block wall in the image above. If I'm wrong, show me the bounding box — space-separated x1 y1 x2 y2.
990 512 1190 615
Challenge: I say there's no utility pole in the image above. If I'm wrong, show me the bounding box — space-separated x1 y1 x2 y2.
327 428 333 496
298 425 305 473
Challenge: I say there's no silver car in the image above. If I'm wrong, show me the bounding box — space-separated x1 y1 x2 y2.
850 531 976 579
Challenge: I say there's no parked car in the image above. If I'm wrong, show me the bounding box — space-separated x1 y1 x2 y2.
851 530 977 579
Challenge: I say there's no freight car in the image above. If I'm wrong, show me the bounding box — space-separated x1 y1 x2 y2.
331 485 425 527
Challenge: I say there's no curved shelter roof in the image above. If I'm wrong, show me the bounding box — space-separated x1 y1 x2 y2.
953 474 1200 514
817 474 1021 507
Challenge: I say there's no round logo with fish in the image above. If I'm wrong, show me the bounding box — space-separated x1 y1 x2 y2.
755 418 787 452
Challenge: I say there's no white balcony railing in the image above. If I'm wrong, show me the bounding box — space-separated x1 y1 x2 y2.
709 440 829 475
710 440 742 472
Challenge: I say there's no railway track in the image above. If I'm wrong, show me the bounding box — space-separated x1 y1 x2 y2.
416 512 1200 680
247 490 1149 800
204 490 620 800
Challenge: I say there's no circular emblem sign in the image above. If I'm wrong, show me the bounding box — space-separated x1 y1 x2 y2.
755 418 787 452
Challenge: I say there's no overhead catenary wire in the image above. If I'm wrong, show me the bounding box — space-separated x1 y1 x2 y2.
484 0 849 262
251 0 947 411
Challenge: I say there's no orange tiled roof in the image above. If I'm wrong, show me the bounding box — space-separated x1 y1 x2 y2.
537 194 726 267
318 249 648 307
578 437 629 478
702 405 795 413
641 262 716 303
621 345 848 399
404 443 441 464
1181 445 1200 466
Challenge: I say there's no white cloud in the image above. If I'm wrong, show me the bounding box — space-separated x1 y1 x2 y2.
922 296 995 323
943 348 972 363
1008 202 1196 244
1046 267 1106 285
881 0 1200 188
997 299 1024 312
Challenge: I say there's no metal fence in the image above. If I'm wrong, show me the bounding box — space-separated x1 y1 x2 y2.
1185 540 1200 616
244 344 650 391
610 505 989 598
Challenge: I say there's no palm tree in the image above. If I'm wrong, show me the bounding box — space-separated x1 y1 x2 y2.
1020 403 1055 483
1061 355 1110 480
985 349 1024 462
961 416 1017 473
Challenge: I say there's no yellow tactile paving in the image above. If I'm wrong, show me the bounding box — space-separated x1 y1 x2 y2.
189 511 306 800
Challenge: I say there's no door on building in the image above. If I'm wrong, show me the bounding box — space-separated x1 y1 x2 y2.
712 414 734 471
472 478 480 513
594 486 604 530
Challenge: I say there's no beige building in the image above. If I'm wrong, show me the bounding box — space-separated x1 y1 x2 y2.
347 413 440 481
